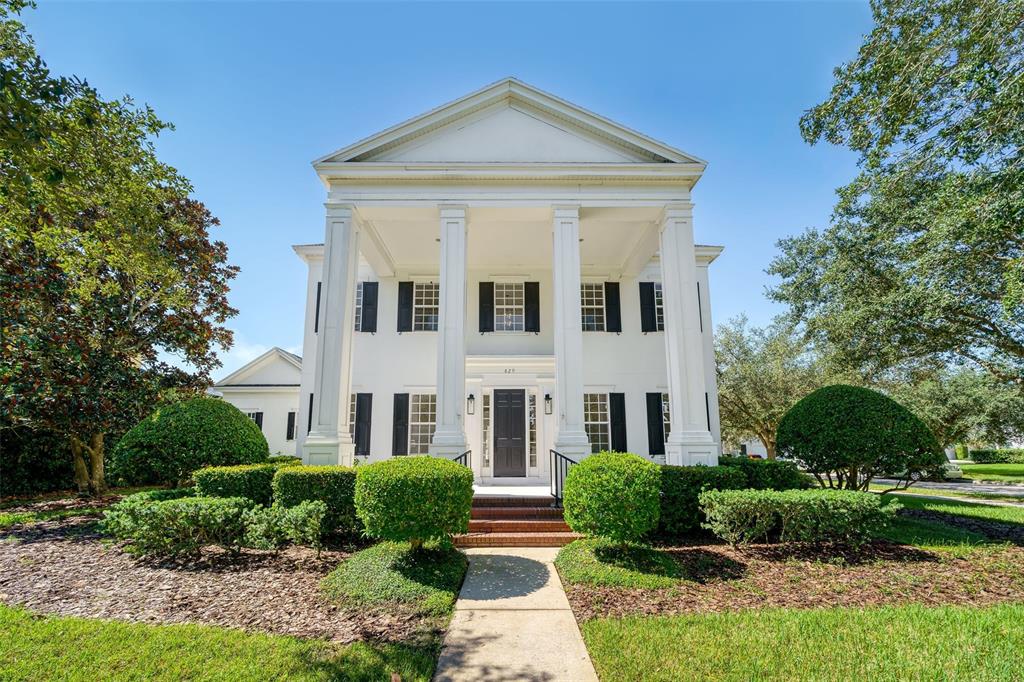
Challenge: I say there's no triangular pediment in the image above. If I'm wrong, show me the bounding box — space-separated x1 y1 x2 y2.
215 348 301 387
315 78 705 167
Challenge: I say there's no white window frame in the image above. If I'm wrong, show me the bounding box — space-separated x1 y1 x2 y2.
408 393 436 455
413 282 439 332
481 393 491 468
348 394 357 439
493 281 525 332
580 283 606 332
654 282 665 332
353 282 364 332
583 393 610 453
662 393 671 443
528 393 538 468
286 411 297 441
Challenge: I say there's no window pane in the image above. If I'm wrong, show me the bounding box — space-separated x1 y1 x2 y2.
408 394 436 455
528 394 537 467
353 282 363 331
584 393 610 453
481 394 491 468
494 282 525 332
413 283 439 331
654 282 664 332
580 283 605 332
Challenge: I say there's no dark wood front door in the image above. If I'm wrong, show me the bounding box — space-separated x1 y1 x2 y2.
493 389 526 477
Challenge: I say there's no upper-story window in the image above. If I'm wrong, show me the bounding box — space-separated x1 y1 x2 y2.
414 282 440 331
353 282 363 331
580 283 606 332
494 282 525 332
654 283 665 332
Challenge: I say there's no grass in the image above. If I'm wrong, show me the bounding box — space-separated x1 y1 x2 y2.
0 507 102 530
321 541 467 616
867 483 1024 504
961 463 1024 483
0 605 436 681
886 493 1024 526
582 603 1024 681
555 539 683 588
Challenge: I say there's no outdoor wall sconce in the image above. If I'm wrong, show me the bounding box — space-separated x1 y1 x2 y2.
544 393 553 415
467 393 475 415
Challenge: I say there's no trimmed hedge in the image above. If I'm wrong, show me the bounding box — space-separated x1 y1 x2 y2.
354 456 474 548
267 455 302 466
110 397 269 486
699 488 899 548
656 465 747 537
563 452 661 544
970 449 1024 464
271 465 358 534
102 495 254 557
194 464 278 506
719 455 812 491
242 500 328 553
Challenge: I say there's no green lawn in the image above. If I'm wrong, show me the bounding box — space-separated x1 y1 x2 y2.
555 538 683 588
582 604 1024 681
885 493 1024 527
961 463 1024 483
0 605 436 681
868 483 1024 504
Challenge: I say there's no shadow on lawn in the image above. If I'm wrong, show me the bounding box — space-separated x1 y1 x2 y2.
658 547 748 582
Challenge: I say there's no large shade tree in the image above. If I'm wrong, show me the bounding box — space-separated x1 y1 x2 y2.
769 0 1024 384
0 1 237 494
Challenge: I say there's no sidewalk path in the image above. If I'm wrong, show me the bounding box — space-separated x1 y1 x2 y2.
433 547 598 682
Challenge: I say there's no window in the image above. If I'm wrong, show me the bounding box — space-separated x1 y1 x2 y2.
413 282 439 331
353 282 363 331
481 393 491 468
408 394 436 455
580 283 605 332
245 411 263 430
662 393 671 443
286 411 296 441
494 282 525 331
349 394 357 439
584 393 610 453
528 394 537 467
654 283 665 332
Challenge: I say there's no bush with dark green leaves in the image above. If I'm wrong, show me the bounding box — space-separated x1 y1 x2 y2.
656 464 747 538
563 452 661 545
354 456 473 549
970 448 1024 464
194 463 278 505
103 495 254 557
719 455 812 491
776 385 945 489
267 455 302 466
242 500 327 553
99 488 196 539
271 465 358 534
110 397 269 486
699 488 899 548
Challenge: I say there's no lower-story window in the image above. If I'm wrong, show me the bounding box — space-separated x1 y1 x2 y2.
245 411 264 430
349 394 357 439
409 394 436 455
481 393 491 468
584 393 610 453
528 394 537 468
662 393 671 443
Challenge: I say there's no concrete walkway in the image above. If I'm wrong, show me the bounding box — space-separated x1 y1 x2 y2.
434 547 598 682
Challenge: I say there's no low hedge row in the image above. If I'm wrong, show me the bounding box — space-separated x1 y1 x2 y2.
969 449 1024 464
272 465 358 534
194 464 279 506
657 465 747 537
698 488 898 548
719 455 812 491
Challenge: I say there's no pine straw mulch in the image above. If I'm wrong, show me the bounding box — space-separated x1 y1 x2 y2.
0 516 439 644
565 540 1024 622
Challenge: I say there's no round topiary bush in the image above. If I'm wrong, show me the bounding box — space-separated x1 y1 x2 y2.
563 452 661 545
354 456 474 549
111 397 269 486
776 384 945 490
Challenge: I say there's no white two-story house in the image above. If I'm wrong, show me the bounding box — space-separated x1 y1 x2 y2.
294 78 722 486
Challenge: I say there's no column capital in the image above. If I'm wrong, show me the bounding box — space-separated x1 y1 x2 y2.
439 204 467 219
552 204 581 220
661 202 694 225
324 202 355 220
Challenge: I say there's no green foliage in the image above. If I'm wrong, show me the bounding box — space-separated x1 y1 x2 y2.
0 426 74 496
970 449 1024 464
563 452 661 544
102 495 254 557
776 384 946 490
194 463 278 505
242 500 327 552
718 455 812 491
656 464 747 538
267 455 301 466
322 541 467 616
699 488 899 548
954 444 969 460
271 465 358 534
555 539 682 589
110 397 269 486
354 457 473 548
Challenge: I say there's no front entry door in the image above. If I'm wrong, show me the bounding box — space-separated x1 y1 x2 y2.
493 389 526 477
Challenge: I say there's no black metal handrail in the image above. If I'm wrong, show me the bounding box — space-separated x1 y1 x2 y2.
550 449 578 507
452 449 471 469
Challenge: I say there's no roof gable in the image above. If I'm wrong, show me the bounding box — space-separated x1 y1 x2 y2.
215 347 302 387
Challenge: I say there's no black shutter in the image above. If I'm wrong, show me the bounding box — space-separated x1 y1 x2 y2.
524 282 540 333
639 282 658 333
254 412 264 430
392 393 409 456
361 282 378 333
705 391 711 432
609 393 627 452
697 281 704 333
314 282 322 333
307 393 314 434
355 393 373 457
479 282 494 333
604 282 622 333
397 282 413 332
286 412 296 441
646 393 666 456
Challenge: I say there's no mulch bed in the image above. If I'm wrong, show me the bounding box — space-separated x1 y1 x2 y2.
0 517 435 644
565 541 1024 622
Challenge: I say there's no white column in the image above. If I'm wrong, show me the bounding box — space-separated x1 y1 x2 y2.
660 203 717 465
552 205 590 459
429 205 469 457
305 203 359 466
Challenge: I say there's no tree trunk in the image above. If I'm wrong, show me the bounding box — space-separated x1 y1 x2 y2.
70 438 91 494
87 433 106 496
765 440 777 460
70 433 107 496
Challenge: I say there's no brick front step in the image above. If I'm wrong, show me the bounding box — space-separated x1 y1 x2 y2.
454 531 580 548
471 495 555 508
469 519 571 533
470 506 564 520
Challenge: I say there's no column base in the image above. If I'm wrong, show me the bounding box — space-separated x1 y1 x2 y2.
555 429 591 461
303 432 355 467
429 428 468 459
666 431 719 467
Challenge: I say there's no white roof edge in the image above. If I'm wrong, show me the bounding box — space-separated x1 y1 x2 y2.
695 244 724 264
214 347 303 387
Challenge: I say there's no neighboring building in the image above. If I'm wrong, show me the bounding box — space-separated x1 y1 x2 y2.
295 78 723 484
212 347 302 456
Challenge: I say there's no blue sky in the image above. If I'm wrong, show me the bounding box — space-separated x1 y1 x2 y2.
24 1 872 378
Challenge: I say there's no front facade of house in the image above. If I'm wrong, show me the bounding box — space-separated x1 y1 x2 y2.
295 79 722 483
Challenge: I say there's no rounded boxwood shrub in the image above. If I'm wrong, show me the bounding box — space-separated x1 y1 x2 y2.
271 465 358 534
657 464 747 538
110 397 269 486
354 456 474 549
776 385 945 490
194 463 278 506
563 452 661 545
